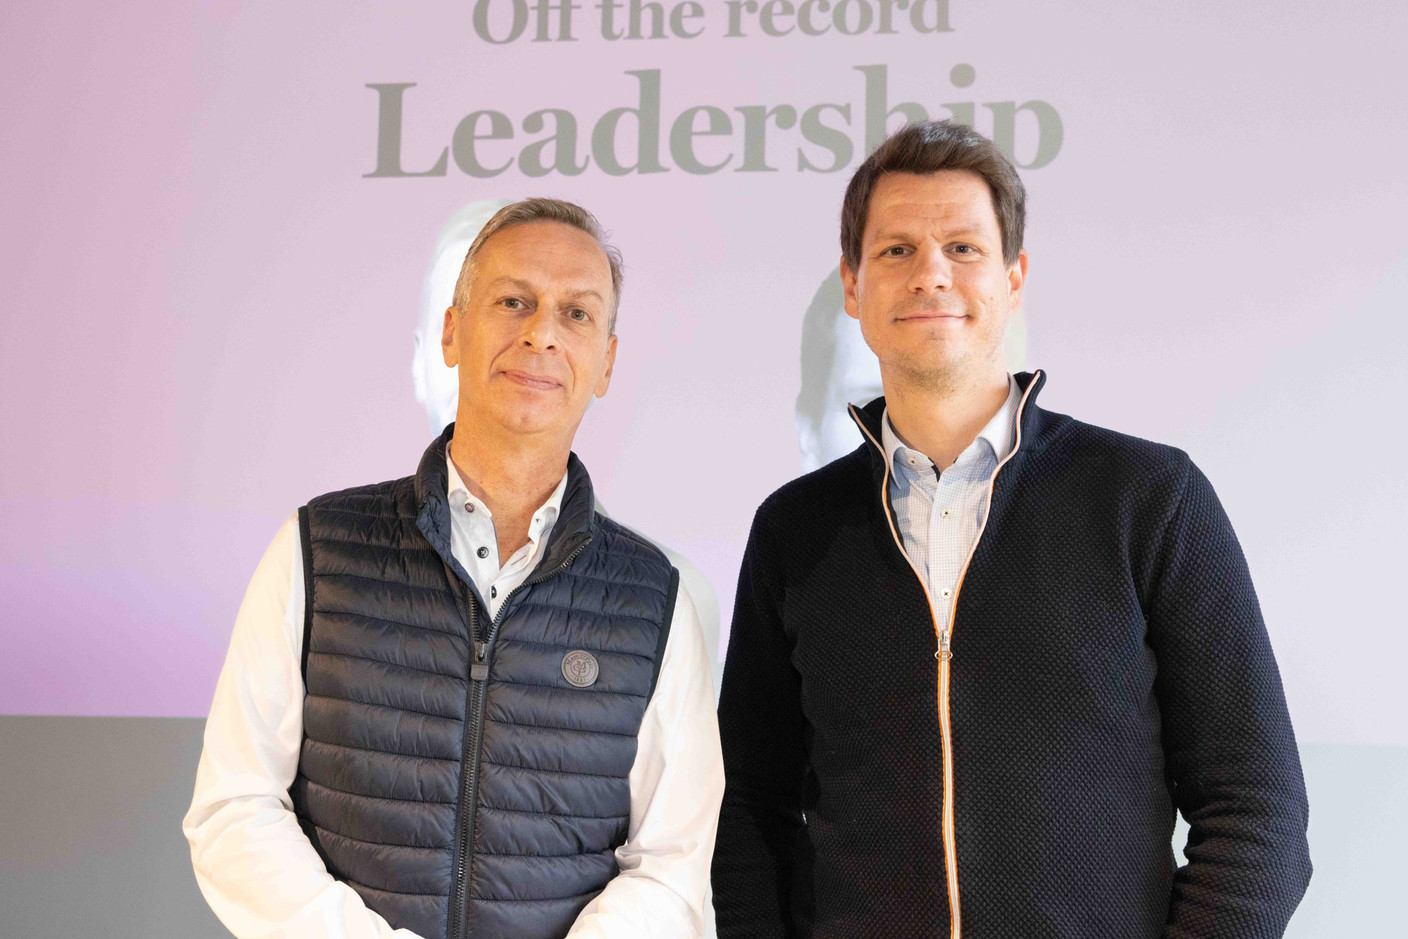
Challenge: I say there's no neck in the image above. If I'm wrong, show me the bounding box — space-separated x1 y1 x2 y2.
883 362 1010 471
448 402 572 559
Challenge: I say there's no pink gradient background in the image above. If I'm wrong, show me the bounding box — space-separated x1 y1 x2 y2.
2 2 1405 747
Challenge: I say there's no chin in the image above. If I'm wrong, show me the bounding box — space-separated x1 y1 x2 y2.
501 408 554 433
502 399 573 435
890 354 970 388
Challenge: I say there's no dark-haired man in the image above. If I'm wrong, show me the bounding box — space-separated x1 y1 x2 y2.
185 199 723 939
712 122 1312 937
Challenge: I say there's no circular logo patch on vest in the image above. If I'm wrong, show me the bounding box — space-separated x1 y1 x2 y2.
561 650 600 688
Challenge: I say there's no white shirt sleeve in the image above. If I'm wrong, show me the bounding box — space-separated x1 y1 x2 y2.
181 514 425 939
566 583 726 939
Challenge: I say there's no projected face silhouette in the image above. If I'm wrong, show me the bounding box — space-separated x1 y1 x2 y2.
795 268 1027 473
413 199 513 433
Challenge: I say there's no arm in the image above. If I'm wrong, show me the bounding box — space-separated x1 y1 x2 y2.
567 584 726 938
1143 459 1313 938
181 515 424 939
711 506 809 939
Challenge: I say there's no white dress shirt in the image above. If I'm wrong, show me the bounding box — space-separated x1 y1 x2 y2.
880 375 1021 629
184 451 725 939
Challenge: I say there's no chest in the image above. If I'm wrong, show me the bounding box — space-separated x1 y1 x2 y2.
781 493 1153 739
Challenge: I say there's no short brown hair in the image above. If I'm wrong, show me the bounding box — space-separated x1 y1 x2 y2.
841 120 1026 271
452 197 625 333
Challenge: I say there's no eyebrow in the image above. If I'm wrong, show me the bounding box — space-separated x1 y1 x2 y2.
872 227 992 244
484 277 604 302
484 276 535 292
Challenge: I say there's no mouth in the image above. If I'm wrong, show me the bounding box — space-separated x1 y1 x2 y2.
892 300 967 322
896 312 966 323
499 369 561 390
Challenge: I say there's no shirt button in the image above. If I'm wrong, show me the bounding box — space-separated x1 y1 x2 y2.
490 586 497 598
465 502 474 513
477 546 489 559
941 588 952 598
941 509 951 518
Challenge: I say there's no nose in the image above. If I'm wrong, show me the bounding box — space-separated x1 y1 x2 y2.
518 307 559 351
907 244 953 295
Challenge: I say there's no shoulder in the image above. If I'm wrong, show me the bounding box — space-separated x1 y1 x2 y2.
253 512 302 593
302 476 422 550
753 445 873 530
592 511 675 576
305 474 419 519
1032 407 1193 498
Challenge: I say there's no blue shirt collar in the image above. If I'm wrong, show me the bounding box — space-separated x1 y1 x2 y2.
881 374 1021 477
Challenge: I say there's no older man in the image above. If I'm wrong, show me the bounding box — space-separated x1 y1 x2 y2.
185 198 724 939
713 121 1312 937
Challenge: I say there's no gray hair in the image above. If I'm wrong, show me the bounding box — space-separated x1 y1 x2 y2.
451 197 625 333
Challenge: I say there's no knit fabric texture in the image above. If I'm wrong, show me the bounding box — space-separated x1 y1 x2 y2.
712 371 1311 939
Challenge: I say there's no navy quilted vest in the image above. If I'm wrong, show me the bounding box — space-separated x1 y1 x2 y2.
290 428 678 939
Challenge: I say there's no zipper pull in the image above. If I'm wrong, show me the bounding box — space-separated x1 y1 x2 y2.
937 630 953 662
470 641 490 681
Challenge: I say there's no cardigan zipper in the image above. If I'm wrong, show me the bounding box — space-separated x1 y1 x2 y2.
847 371 1039 939
448 535 592 939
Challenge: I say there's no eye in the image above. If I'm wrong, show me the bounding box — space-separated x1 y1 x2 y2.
881 245 910 258
951 244 976 255
567 308 590 322
501 296 524 310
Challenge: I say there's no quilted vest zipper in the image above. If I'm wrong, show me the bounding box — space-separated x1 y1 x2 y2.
448 534 592 939
848 372 1039 939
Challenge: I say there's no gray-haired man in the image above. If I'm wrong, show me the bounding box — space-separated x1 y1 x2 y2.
185 199 724 939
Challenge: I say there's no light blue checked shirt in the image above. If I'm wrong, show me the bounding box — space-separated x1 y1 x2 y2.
880 375 1022 635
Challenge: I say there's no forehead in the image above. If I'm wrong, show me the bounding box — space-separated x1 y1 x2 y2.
864 170 999 241
473 221 612 290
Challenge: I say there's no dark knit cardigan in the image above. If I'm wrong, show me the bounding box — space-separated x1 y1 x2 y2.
712 370 1311 939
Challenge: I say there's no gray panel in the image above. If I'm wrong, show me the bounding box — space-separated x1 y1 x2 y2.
1286 742 1408 938
0 716 228 938
1 717 1404 936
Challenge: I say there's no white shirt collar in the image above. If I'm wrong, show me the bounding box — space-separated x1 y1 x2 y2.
444 445 569 545
881 374 1021 474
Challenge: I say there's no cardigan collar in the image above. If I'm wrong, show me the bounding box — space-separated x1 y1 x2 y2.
848 369 1050 485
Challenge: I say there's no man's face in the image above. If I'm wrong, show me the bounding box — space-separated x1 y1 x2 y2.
840 170 1026 392
441 221 617 440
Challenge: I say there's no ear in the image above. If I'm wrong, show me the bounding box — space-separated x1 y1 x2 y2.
594 333 618 398
441 306 459 367
1007 249 1028 312
839 255 861 321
